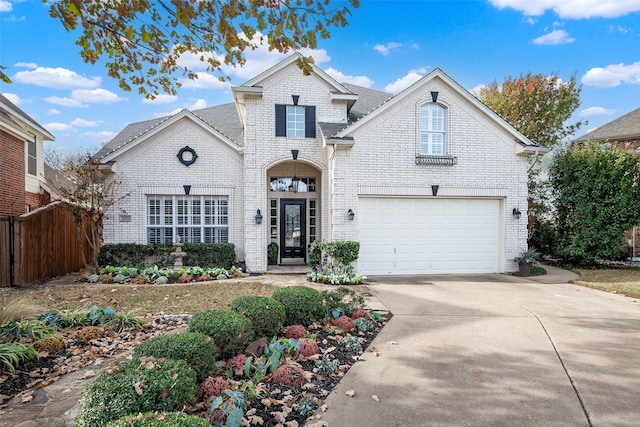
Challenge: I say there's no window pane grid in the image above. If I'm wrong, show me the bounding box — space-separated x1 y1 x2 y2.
420 104 447 156
147 195 229 244
286 105 304 137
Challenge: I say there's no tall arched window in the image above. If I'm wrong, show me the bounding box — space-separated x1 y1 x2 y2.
420 103 446 155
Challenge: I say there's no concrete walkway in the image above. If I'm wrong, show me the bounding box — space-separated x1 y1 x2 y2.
317 267 640 427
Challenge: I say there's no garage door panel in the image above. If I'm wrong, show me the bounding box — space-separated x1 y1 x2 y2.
358 198 501 275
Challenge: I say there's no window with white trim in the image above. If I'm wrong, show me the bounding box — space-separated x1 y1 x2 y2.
420 103 447 155
286 106 305 137
27 132 37 176
275 104 316 138
147 195 229 244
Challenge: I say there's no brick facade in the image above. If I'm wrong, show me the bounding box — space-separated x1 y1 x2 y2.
0 129 27 216
102 56 534 273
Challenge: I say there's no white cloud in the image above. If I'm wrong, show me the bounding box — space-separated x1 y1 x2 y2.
13 67 101 89
180 72 229 90
14 62 37 68
186 99 207 110
46 109 61 115
71 88 126 104
71 118 101 127
142 93 177 105
609 24 631 34
44 122 75 132
579 107 617 116
373 42 402 56
0 0 12 12
469 84 488 97
43 96 87 108
582 61 640 88
489 0 640 19
82 130 117 141
532 29 575 45
324 67 374 88
384 68 429 93
2 92 22 105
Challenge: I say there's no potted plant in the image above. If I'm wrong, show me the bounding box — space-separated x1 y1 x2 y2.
514 247 541 276
268 242 279 265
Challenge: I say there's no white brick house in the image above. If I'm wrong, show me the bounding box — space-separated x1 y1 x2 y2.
97 54 546 275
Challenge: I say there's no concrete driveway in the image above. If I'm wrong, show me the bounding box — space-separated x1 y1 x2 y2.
316 269 640 427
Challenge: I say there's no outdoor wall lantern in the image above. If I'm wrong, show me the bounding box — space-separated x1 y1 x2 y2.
183 185 191 195
431 91 439 103
348 209 355 221
255 209 263 225
513 208 522 220
431 184 439 196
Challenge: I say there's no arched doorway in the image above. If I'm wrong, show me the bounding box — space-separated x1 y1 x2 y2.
267 161 321 264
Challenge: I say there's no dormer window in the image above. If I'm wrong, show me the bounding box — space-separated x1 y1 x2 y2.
275 104 316 138
420 103 446 155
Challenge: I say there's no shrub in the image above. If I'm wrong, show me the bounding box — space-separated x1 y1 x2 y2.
78 326 103 343
0 342 39 373
298 338 319 357
284 325 308 340
332 316 355 331
199 376 232 400
98 243 236 269
272 286 325 326
231 295 286 338
271 364 307 389
323 287 365 318
106 412 209 427
188 309 254 359
133 332 218 381
75 357 197 427
33 336 63 353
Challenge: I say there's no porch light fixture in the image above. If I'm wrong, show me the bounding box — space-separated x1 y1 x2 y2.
431 185 439 196
512 208 522 220
183 185 191 195
431 91 439 103
255 209 263 224
348 209 355 221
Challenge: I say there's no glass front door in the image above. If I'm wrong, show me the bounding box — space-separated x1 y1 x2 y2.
280 199 306 260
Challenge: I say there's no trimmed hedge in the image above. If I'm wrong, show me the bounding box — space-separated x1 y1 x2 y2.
272 286 326 326
188 309 254 359
75 357 197 427
106 412 209 427
231 296 286 338
98 243 236 268
133 332 218 381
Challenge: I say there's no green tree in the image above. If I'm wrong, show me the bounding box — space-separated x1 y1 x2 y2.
478 72 586 245
45 0 359 98
478 72 585 148
550 142 640 265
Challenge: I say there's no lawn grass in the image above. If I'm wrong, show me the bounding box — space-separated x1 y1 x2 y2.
0 279 278 317
573 268 640 299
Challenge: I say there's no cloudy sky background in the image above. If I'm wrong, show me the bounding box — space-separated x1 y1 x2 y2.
2 0 640 154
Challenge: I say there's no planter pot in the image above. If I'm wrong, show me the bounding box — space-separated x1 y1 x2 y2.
518 261 532 276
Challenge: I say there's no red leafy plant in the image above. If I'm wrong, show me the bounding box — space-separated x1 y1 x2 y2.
298 338 319 357
332 315 355 331
284 324 308 339
198 376 232 400
271 364 307 389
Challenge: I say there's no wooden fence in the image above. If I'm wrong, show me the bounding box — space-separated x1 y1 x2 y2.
0 202 92 287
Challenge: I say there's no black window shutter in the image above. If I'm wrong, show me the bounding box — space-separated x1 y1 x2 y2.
304 105 316 138
275 104 286 137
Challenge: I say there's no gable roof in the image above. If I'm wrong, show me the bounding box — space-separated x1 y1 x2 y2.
573 108 640 143
96 103 243 161
0 94 55 141
331 68 546 154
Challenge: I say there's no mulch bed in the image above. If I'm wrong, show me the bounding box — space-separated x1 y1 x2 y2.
1 314 386 426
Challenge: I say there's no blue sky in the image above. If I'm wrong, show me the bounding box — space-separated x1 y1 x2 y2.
2 0 640 155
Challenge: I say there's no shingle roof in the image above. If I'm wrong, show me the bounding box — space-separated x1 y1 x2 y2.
574 108 640 143
342 83 394 122
95 102 242 159
0 94 55 140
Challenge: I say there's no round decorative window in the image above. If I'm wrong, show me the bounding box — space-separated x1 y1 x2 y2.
177 146 198 166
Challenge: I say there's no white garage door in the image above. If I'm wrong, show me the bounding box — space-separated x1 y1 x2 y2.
358 198 501 275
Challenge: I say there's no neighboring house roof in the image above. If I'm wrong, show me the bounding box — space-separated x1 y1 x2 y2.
42 163 74 201
0 94 55 141
573 108 640 143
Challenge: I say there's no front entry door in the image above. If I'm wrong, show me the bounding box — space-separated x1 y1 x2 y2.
280 199 306 260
